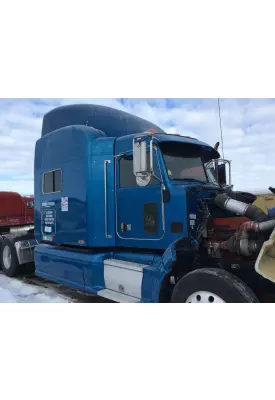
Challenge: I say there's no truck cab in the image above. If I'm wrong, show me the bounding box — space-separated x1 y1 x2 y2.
32 104 246 303
115 132 222 249
2 104 274 303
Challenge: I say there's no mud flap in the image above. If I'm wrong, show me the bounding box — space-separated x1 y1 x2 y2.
255 227 275 283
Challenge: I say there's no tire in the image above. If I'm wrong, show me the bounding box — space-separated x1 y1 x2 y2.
171 268 259 303
0 238 21 277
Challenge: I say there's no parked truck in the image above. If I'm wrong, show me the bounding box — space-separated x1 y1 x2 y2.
0 192 36 275
0 192 34 234
1 103 275 303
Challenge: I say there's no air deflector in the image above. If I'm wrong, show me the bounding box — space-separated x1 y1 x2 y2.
41 104 165 138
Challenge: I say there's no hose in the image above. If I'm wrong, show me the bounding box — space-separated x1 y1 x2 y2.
215 193 268 222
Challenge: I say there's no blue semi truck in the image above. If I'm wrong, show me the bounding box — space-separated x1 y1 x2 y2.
1 104 275 303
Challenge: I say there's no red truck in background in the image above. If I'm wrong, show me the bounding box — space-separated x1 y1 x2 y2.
0 192 34 234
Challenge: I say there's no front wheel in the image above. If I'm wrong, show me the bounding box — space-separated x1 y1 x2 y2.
171 268 259 303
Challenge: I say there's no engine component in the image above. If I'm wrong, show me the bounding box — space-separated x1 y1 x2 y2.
215 193 268 222
219 235 263 257
225 188 257 204
215 219 275 257
240 219 275 233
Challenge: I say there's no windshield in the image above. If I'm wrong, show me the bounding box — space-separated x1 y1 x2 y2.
159 142 219 185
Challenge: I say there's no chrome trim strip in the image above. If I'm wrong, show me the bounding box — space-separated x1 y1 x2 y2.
104 160 112 239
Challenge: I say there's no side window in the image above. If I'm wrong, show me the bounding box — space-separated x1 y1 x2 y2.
120 158 137 187
43 169 62 194
119 152 160 188
54 169 62 192
43 171 54 194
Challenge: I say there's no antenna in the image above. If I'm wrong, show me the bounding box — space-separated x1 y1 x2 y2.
217 98 225 159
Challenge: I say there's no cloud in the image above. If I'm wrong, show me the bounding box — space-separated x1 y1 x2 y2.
0 98 275 194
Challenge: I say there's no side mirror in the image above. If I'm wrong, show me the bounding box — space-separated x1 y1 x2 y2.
27 201 34 209
133 139 147 175
217 164 226 186
133 136 153 186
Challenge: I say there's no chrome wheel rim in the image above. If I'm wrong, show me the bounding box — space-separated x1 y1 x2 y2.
3 246 12 270
186 291 225 303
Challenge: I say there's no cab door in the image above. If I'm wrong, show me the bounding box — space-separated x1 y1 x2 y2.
116 149 164 246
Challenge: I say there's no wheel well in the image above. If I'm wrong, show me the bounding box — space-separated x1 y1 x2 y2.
159 272 173 303
158 261 192 303
159 257 275 303
159 237 201 302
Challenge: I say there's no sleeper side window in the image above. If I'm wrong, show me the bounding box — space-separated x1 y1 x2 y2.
43 169 62 194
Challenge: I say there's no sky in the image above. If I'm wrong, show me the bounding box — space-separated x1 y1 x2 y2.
0 98 275 194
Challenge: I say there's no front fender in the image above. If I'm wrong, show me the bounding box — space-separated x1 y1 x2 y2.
162 236 199 273
150 237 199 302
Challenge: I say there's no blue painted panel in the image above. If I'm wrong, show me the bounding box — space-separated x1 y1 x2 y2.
34 242 188 302
34 125 116 248
112 251 159 266
35 126 98 245
115 133 219 160
35 244 86 291
116 186 163 239
87 138 115 247
115 144 191 250
83 252 112 294
142 265 163 302
116 147 164 248
35 244 114 295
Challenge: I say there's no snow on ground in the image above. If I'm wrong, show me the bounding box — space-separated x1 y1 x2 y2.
0 273 72 303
